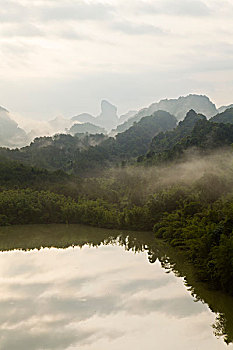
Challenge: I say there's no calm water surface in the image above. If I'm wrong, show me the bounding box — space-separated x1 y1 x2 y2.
0 224 232 350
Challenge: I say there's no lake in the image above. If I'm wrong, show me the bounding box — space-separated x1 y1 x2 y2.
0 224 232 350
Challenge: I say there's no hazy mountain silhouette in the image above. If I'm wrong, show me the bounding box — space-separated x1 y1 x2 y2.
69 122 106 135
70 100 119 132
0 107 28 148
119 110 137 124
113 94 217 134
95 100 118 131
71 113 96 124
218 104 233 113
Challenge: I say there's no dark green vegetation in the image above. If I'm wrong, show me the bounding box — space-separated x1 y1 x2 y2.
0 133 107 173
0 110 176 174
210 107 233 124
144 108 233 163
0 158 68 189
1 106 233 296
1 158 233 296
145 109 206 159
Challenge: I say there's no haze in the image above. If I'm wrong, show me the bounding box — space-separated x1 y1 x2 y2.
0 0 233 120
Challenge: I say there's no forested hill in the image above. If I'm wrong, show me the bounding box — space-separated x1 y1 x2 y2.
145 109 206 158
0 133 107 172
145 108 233 163
0 110 177 174
210 108 233 124
0 157 69 190
113 110 177 158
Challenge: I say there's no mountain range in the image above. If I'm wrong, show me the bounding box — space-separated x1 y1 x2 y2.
2 107 233 175
0 94 233 148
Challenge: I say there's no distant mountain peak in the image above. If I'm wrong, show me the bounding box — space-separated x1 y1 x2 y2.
101 99 117 113
184 109 206 120
178 109 206 129
186 109 197 116
96 100 118 131
113 94 217 135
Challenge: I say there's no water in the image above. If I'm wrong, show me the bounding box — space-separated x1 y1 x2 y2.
0 224 232 350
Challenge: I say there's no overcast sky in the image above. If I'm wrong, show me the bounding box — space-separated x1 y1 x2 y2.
0 0 233 120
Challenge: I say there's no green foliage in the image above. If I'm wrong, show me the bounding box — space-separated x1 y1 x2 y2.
0 111 177 174
153 192 233 295
114 110 177 158
1 109 233 297
210 108 233 124
147 109 206 159
145 110 233 164
0 188 151 230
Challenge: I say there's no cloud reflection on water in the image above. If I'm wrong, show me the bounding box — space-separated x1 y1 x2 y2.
0 243 225 350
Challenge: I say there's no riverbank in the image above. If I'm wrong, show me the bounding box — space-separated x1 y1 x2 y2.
0 184 233 297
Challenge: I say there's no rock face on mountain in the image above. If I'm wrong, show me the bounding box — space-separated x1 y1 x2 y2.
0 107 28 148
218 104 233 113
69 122 106 135
114 94 217 134
71 100 119 132
210 108 233 124
95 100 118 131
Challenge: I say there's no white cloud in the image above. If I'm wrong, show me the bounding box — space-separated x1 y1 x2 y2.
139 0 212 17
111 21 166 35
0 0 232 117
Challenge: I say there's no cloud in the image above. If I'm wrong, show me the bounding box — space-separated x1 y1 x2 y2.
126 296 207 318
0 24 44 38
111 21 166 36
0 42 36 61
0 328 93 350
140 0 211 17
0 0 232 115
57 28 91 41
118 277 172 294
0 1 29 23
38 1 114 22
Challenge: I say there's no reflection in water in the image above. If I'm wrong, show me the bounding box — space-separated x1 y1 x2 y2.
0 224 232 349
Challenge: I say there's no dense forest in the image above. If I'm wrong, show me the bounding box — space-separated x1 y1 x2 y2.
0 110 177 174
1 107 233 295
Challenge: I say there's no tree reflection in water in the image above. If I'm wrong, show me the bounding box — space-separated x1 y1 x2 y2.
0 224 232 344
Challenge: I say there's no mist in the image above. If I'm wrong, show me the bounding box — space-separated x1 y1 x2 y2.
79 149 233 206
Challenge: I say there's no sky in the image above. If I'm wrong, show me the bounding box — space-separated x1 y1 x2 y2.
0 0 233 121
